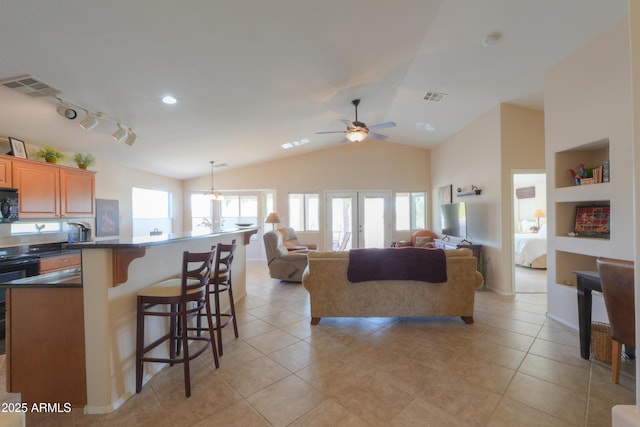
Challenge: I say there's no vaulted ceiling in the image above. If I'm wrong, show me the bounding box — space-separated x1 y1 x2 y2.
0 1 628 179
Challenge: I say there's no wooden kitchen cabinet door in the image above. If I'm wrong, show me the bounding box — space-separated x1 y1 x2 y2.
0 158 12 187
60 168 95 217
12 159 59 218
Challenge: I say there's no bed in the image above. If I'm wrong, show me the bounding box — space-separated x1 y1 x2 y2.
514 227 547 269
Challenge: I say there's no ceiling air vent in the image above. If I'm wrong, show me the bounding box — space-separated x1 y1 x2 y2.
423 91 448 103
0 75 61 97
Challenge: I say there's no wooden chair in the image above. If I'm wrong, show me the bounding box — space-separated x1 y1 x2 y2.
209 240 239 356
596 257 635 384
136 249 218 397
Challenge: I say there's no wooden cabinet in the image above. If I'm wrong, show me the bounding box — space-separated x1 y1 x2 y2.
12 159 60 218
60 168 95 217
0 157 12 187
39 253 81 274
9 157 95 218
6 287 87 406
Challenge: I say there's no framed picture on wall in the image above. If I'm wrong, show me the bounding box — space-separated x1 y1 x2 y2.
438 185 452 204
96 199 120 237
574 205 610 238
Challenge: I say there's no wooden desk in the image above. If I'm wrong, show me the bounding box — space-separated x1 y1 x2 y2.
574 270 601 360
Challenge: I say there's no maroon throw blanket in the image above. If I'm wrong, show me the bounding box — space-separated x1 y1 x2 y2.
347 247 447 283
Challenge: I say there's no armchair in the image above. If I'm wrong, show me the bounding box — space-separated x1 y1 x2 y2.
263 230 309 282
276 227 318 251
396 230 438 248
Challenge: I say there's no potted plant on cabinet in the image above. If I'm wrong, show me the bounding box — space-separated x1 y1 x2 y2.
73 153 95 169
35 146 66 164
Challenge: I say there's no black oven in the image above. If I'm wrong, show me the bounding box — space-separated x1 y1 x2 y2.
0 188 19 223
0 255 40 340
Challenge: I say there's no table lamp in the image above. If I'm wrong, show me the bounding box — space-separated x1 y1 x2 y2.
534 209 545 229
265 212 281 230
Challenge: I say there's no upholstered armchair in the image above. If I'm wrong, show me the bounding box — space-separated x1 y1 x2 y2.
396 230 438 248
263 230 309 282
276 227 318 251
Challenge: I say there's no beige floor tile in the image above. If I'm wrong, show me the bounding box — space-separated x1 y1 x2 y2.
536 325 581 348
334 373 415 427
391 397 474 427
218 355 291 398
247 375 326 426
479 327 536 352
244 328 300 354
289 398 371 427
367 356 440 396
528 337 592 369
465 339 527 371
505 372 586 425
191 399 271 427
237 317 278 339
486 397 575 427
447 353 516 394
268 340 325 372
414 370 502 426
518 353 590 392
295 357 369 396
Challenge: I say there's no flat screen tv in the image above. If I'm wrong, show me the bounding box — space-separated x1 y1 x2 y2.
440 202 467 239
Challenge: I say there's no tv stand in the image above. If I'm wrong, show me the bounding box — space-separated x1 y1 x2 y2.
434 239 482 260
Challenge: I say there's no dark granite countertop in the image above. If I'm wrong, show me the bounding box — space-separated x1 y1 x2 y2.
66 227 259 249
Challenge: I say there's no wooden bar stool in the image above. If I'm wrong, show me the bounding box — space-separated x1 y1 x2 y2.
210 240 239 356
135 249 218 398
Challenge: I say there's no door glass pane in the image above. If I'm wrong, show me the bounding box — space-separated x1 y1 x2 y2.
331 197 352 250
363 197 385 248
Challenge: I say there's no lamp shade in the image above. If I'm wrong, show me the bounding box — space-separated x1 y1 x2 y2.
533 209 545 218
265 213 281 224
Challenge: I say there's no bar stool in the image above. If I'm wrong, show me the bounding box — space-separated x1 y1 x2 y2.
136 249 218 398
210 240 239 356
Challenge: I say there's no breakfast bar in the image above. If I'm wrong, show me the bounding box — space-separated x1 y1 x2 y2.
67 228 258 414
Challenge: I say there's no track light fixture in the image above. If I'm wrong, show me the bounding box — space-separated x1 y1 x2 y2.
124 129 137 146
112 124 128 142
56 100 77 120
78 110 100 131
52 96 136 147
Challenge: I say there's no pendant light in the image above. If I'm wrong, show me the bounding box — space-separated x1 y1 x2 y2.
204 161 222 200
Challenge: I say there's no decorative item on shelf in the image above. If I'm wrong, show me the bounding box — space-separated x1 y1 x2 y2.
456 185 482 196
573 205 610 238
265 212 281 230
149 228 162 236
8 137 27 159
73 153 95 169
568 163 605 185
35 146 65 164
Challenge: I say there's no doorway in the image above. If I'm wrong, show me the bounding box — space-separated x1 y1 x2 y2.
325 191 391 250
512 172 547 293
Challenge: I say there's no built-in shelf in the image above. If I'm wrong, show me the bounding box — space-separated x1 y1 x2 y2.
554 139 609 189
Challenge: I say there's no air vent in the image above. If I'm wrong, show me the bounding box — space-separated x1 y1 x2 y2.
423 91 448 103
0 75 61 97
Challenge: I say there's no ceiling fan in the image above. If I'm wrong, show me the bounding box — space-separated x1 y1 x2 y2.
316 99 396 142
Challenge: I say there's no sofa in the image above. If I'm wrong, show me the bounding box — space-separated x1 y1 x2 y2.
277 227 318 251
302 248 483 324
263 230 309 282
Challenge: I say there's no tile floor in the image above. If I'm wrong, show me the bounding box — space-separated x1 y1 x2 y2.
1 260 636 426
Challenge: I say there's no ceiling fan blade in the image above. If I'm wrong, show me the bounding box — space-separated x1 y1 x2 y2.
368 132 389 140
340 118 352 127
368 121 396 131
315 130 346 134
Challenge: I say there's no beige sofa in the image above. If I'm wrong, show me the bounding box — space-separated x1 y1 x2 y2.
302 248 483 324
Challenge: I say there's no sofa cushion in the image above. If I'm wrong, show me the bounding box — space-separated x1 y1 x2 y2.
347 247 447 283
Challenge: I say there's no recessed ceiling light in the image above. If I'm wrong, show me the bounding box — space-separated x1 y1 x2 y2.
162 95 177 105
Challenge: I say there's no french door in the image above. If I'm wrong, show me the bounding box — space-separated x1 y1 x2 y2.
325 191 391 250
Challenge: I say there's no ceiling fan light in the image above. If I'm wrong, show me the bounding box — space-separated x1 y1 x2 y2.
112 124 128 142
346 129 368 143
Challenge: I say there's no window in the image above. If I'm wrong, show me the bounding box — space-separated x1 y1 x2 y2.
132 187 172 236
395 192 426 231
220 194 258 228
191 193 214 231
289 193 319 231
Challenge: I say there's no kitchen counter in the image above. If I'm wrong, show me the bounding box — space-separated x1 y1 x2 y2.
0 268 81 287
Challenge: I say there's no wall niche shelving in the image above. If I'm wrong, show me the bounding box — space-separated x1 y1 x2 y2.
554 139 609 189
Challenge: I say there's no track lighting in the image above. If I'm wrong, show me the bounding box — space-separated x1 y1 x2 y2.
54 96 136 146
78 110 100 131
124 129 137 146
112 124 128 142
56 102 77 120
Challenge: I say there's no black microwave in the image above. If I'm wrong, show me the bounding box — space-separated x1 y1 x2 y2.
0 188 19 223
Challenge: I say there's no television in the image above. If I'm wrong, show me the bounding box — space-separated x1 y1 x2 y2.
440 202 467 239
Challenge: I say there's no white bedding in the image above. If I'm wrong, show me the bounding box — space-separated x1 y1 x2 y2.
514 233 547 268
